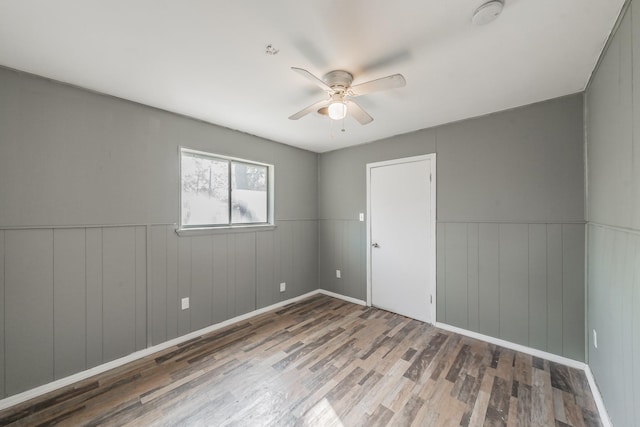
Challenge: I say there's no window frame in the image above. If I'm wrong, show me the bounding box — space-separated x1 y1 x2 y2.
178 147 274 232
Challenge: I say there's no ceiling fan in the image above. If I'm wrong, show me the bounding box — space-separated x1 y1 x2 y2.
288 67 406 125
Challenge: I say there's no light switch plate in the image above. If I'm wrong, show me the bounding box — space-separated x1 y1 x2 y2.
181 297 190 310
359 213 365 221
336 270 341 278
280 282 286 292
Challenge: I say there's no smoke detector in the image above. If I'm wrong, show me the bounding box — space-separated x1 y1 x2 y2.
472 0 504 26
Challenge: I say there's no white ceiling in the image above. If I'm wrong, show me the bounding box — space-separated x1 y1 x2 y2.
0 0 625 153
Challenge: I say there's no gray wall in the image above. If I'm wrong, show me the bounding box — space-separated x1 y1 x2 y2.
0 67 318 398
586 2 640 425
0 69 317 227
318 94 586 361
0 61 591 400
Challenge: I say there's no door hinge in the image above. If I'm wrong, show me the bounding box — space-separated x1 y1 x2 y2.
429 173 432 182
430 294 433 304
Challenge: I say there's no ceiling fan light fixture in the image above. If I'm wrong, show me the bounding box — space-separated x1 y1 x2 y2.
328 101 347 120
288 67 404 124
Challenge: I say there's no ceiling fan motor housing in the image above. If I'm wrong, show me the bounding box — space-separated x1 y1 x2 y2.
317 70 353 117
323 70 353 93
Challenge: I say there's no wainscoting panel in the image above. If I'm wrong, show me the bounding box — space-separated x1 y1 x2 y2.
190 234 214 332
436 222 446 321
134 226 147 351
147 220 318 347
234 232 257 317
177 236 192 336
2 226 143 396
256 231 276 308
292 220 319 298
99 227 141 362
164 226 178 343
318 220 366 301
319 219 585 361
211 234 230 325
546 224 564 356
85 228 103 369
0 231 4 399
53 228 86 380
277 222 293 308
478 223 500 338
4 229 54 396
318 220 336 296
149 225 170 345
443 223 468 329
256 220 318 308
0 220 318 399
467 223 480 333
528 224 548 351
439 222 585 361
342 219 366 301
561 224 586 361
587 223 640 426
499 223 530 347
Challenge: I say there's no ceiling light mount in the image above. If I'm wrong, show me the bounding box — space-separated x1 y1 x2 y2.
472 0 504 26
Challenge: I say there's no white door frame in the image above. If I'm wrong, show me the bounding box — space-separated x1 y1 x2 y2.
366 153 437 324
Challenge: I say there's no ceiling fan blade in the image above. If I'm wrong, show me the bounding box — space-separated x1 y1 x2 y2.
288 98 330 120
346 100 373 125
291 67 333 92
349 74 406 97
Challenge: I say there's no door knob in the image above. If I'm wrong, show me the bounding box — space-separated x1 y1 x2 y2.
372 242 380 248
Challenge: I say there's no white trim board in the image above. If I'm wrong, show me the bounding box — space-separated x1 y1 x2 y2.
435 322 585 370
583 365 613 427
0 289 331 411
318 289 367 306
435 321 612 427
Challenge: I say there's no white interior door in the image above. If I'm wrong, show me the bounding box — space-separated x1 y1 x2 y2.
368 155 435 323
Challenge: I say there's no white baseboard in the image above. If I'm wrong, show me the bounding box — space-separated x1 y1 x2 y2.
435 322 585 370
583 365 612 427
0 289 323 411
435 321 612 427
317 289 367 306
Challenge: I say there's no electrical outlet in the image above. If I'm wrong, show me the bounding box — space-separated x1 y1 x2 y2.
359 213 365 221
181 297 190 310
280 282 286 292
336 270 341 278
593 329 598 349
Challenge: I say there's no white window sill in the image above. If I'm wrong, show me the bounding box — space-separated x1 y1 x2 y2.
175 224 276 237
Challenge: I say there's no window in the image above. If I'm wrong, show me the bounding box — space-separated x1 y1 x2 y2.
180 148 272 229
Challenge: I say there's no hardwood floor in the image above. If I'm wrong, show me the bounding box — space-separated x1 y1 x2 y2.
0 295 601 426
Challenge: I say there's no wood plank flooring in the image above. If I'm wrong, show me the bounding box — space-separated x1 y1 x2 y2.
0 295 602 426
